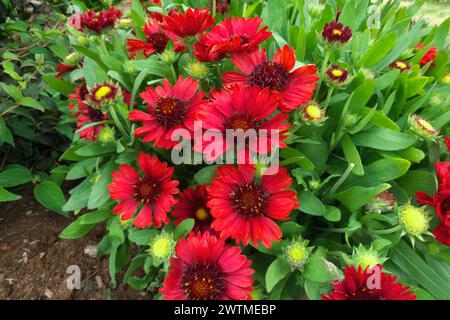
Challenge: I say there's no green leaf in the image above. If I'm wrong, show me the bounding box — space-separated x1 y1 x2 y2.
75 142 116 157
79 209 112 225
0 118 14 146
341 134 364 176
174 218 195 239
87 161 115 209
353 128 416 151
280 222 305 237
397 170 437 196
333 183 391 211
1 83 22 101
0 165 32 187
362 32 397 68
34 181 67 217
43 76 75 96
59 219 96 239
347 79 376 115
0 187 21 202
128 228 156 245
304 250 331 283
19 97 44 111
324 205 341 222
364 158 410 182
265 257 290 292
298 191 326 216
194 165 219 184
390 241 450 300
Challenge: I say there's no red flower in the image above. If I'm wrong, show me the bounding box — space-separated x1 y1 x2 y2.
389 60 411 73
207 164 299 248
126 20 169 58
108 153 179 229
322 265 416 300
446 137 450 151
194 17 271 62
326 64 349 83
433 224 450 246
89 82 118 104
79 8 123 34
194 84 289 162
69 84 106 141
172 185 216 235
55 63 77 79
130 76 205 149
160 232 254 300
160 8 214 40
417 43 438 67
322 20 352 44
223 45 319 112
416 162 450 246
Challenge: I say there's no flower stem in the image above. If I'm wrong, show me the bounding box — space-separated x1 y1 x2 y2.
371 224 402 235
314 49 331 100
326 162 355 198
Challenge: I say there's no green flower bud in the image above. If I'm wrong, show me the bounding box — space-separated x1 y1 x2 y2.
284 238 312 270
98 126 114 143
351 245 386 269
398 204 431 238
409 114 438 139
185 60 209 79
76 35 89 46
147 232 174 264
160 50 177 65
64 52 81 66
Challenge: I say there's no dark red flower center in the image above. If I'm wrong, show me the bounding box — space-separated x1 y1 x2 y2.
148 32 169 53
134 178 160 204
346 288 385 300
182 263 225 300
233 183 267 217
249 61 289 91
152 97 187 128
225 113 258 131
88 107 105 122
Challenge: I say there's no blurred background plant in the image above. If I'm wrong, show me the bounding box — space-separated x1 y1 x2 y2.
0 0 73 205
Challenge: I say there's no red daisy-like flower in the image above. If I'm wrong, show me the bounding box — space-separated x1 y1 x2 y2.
322 265 416 300
55 63 77 79
160 8 214 42
89 82 118 104
207 164 299 248
433 224 450 246
194 17 271 62
126 20 169 58
389 60 411 73
326 64 349 83
223 45 319 112
79 8 123 34
322 20 352 44
194 84 289 162
130 76 205 149
445 137 450 151
160 232 254 300
69 84 106 141
172 185 216 235
417 43 438 67
108 152 179 229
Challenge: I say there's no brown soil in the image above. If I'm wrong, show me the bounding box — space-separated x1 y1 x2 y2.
0 187 149 300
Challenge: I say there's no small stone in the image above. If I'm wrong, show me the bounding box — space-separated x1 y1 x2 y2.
44 288 54 299
84 245 98 258
95 276 103 289
25 210 33 216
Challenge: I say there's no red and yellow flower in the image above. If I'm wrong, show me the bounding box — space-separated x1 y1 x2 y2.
326 64 349 83
130 76 205 149
160 232 254 300
194 17 271 62
322 20 352 44
172 185 216 235
194 84 289 162
389 60 411 72
77 8 123 34
207 164 299 248
126 20 170 58
322 265 416 300
108 152 179 229
223 45 319 112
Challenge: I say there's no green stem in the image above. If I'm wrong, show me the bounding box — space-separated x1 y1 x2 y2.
326 162 355 198
108 105 130 141
371 224 402 235
314 227 347 233
314 49 332 100
324 86 334 109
